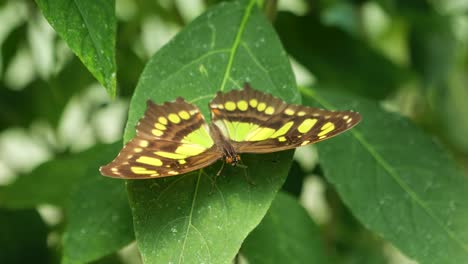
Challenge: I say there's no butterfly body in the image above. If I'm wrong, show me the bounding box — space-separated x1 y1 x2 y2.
100 84 361 179
208 123 242 166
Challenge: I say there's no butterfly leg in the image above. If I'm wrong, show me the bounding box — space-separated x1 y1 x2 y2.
238 160 256 185
207 162 225 195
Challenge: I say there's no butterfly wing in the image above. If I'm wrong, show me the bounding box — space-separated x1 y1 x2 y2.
100 98 222 179
209 84 361 153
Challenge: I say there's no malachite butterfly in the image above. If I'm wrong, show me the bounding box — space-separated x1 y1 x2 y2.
100 84 361 179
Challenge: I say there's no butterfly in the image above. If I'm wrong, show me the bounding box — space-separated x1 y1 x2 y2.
100 84 361 179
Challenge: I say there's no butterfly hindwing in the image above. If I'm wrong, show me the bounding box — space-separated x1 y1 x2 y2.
210 84 361 153
100 99 222 179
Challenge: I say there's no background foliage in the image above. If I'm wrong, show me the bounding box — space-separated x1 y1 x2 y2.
0 0 467 263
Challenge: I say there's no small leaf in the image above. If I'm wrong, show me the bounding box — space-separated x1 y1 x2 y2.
0 56 94 132
242 192 327 263
124 0 298 263
0 208 50 263
35 0 117 97
301 87 468 263
0 143 134 263
0 143 120 208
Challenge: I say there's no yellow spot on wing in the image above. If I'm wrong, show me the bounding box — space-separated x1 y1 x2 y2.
136 156 163 166
178 160 186 165
168 171 179 175
168 113 181 123
158 117 168 125
225 101 236 111
175 144 206 156
139 140 149 147
265 106 275 115
284 108 295 115
152 129 164 136
278 136 287 142
249 99 258 108
131 166 157 174
257 102 266 111
237 100 248 111
134 148 143 153
318 122 335 137
301 140 310 146
179 111 190 120
155 123 166 130
270 121 294 138
297 111 306 116
298 119 318 133
155 151 187 159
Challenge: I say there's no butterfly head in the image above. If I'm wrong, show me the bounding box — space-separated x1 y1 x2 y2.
225 154 241 166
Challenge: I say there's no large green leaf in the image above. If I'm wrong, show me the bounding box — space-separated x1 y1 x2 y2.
62 169 133 264
275 12 408 100
124 0 298 263
0 208 50 263
301 87 468 263
242 192 326 264
35 0 117 97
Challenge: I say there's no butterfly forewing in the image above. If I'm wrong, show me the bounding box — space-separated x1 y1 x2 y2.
209 84 361 153
100 99 222 179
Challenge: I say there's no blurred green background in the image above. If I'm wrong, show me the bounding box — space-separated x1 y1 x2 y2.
0 0 467 263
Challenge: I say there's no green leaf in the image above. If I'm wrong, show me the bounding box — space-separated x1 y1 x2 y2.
0 208 50 263
275 12 408 100
62 171 134 264
242 192 327 264
0 143 120 208
35 0 117 97
301 87 468 263
125 0 298 263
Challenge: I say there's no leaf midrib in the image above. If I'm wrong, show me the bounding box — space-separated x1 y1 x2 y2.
219 0 257 92
301 88 468 254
